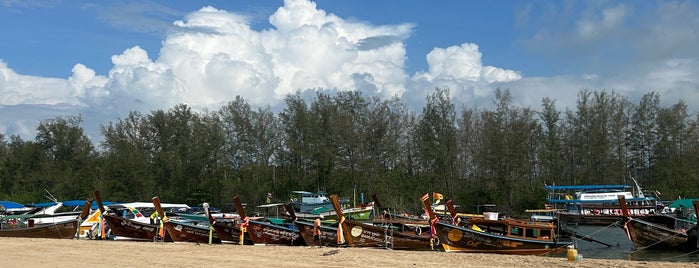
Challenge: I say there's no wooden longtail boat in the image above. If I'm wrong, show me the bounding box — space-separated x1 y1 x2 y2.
330 194 432 250
0 198 91 239
152 196 220 244
619 196 699 250
93 191 171 242
203 202 253 245
232 195 305 246
420 194 571 254
286 203 343 247
370 194 431 237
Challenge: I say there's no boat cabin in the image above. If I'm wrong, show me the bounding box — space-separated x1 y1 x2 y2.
545 184 658 220
470 218 558 240
291 191 330 204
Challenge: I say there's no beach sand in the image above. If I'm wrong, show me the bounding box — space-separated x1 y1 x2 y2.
2 237 696 267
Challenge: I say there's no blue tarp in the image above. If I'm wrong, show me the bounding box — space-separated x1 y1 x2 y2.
28 200 115 209
0 200 26 209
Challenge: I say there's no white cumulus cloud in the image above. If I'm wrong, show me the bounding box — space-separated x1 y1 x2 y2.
2 0 698 143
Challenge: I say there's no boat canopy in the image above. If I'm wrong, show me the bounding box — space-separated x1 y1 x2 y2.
0 201 26 210
545 184 631 191
28 200 116 209
667 198 699 209
256 203 286 208
546 197 652 204
291 191 315 195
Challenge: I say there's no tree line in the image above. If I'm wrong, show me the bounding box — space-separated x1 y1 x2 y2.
1 88 697 216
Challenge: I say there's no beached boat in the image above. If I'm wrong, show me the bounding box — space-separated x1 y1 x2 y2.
232 195 305 246
619 196 698 251
152 196 220 244
91 191 173 241
285 203 343 247
0 199 91 239
24 200 93 225
289 191 374 220
369 194 432 237
202 203 252 245
330 194 431 250
420 194 571 254
546 182 657 225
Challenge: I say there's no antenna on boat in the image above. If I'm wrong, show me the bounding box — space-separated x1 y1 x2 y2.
629 175 644 198
44 189 58 202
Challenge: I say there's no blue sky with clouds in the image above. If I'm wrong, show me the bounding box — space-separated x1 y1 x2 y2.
1 0 698 142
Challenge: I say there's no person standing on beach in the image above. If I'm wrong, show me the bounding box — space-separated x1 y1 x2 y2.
313 215 323 247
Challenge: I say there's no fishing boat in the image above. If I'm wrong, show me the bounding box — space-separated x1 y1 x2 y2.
545 181 658 225
420 194 571 254
289 191 373 221
0 199 91 239
369 194 431 237
330 194 431 250
152 196 220 244
90 191 173 241
286 203 343 247
202 203 253 245
24 200 92 225
619 196 699 251
232 195 305 246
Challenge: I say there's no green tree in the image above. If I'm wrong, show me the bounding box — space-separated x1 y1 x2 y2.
35 115 96 199
416 88 458 196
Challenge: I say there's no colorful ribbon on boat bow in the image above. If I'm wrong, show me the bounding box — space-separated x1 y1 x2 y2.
429 217 439 239
337 215 345 245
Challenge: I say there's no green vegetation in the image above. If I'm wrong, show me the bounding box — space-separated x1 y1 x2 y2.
1 88 697 215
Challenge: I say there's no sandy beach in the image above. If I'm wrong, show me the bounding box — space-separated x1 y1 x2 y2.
2 237 696 267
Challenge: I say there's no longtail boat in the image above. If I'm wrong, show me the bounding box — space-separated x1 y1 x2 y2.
287 203 343 247
0 198 91 239
203 202 253 245
331 194 432 250
152 196 220 244
619 196 699 251
232 195 305 246
370 194 431 236
93 191 172 241
420 194 571 254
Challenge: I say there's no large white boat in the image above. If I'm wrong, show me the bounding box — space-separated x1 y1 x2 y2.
545 181 658 225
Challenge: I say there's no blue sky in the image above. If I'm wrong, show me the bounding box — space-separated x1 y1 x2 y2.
1 0 698 141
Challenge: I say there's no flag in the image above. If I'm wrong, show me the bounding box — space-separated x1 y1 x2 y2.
433 192 443 204
421 193 429 202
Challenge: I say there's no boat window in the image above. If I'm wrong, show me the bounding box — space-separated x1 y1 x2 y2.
509 227 521 236
525 228 537 238
539 229 552 239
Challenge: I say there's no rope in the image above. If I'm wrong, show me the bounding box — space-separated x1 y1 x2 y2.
562 219 621 245
582 219 622 237
536 220 623 256
53 221 64 238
